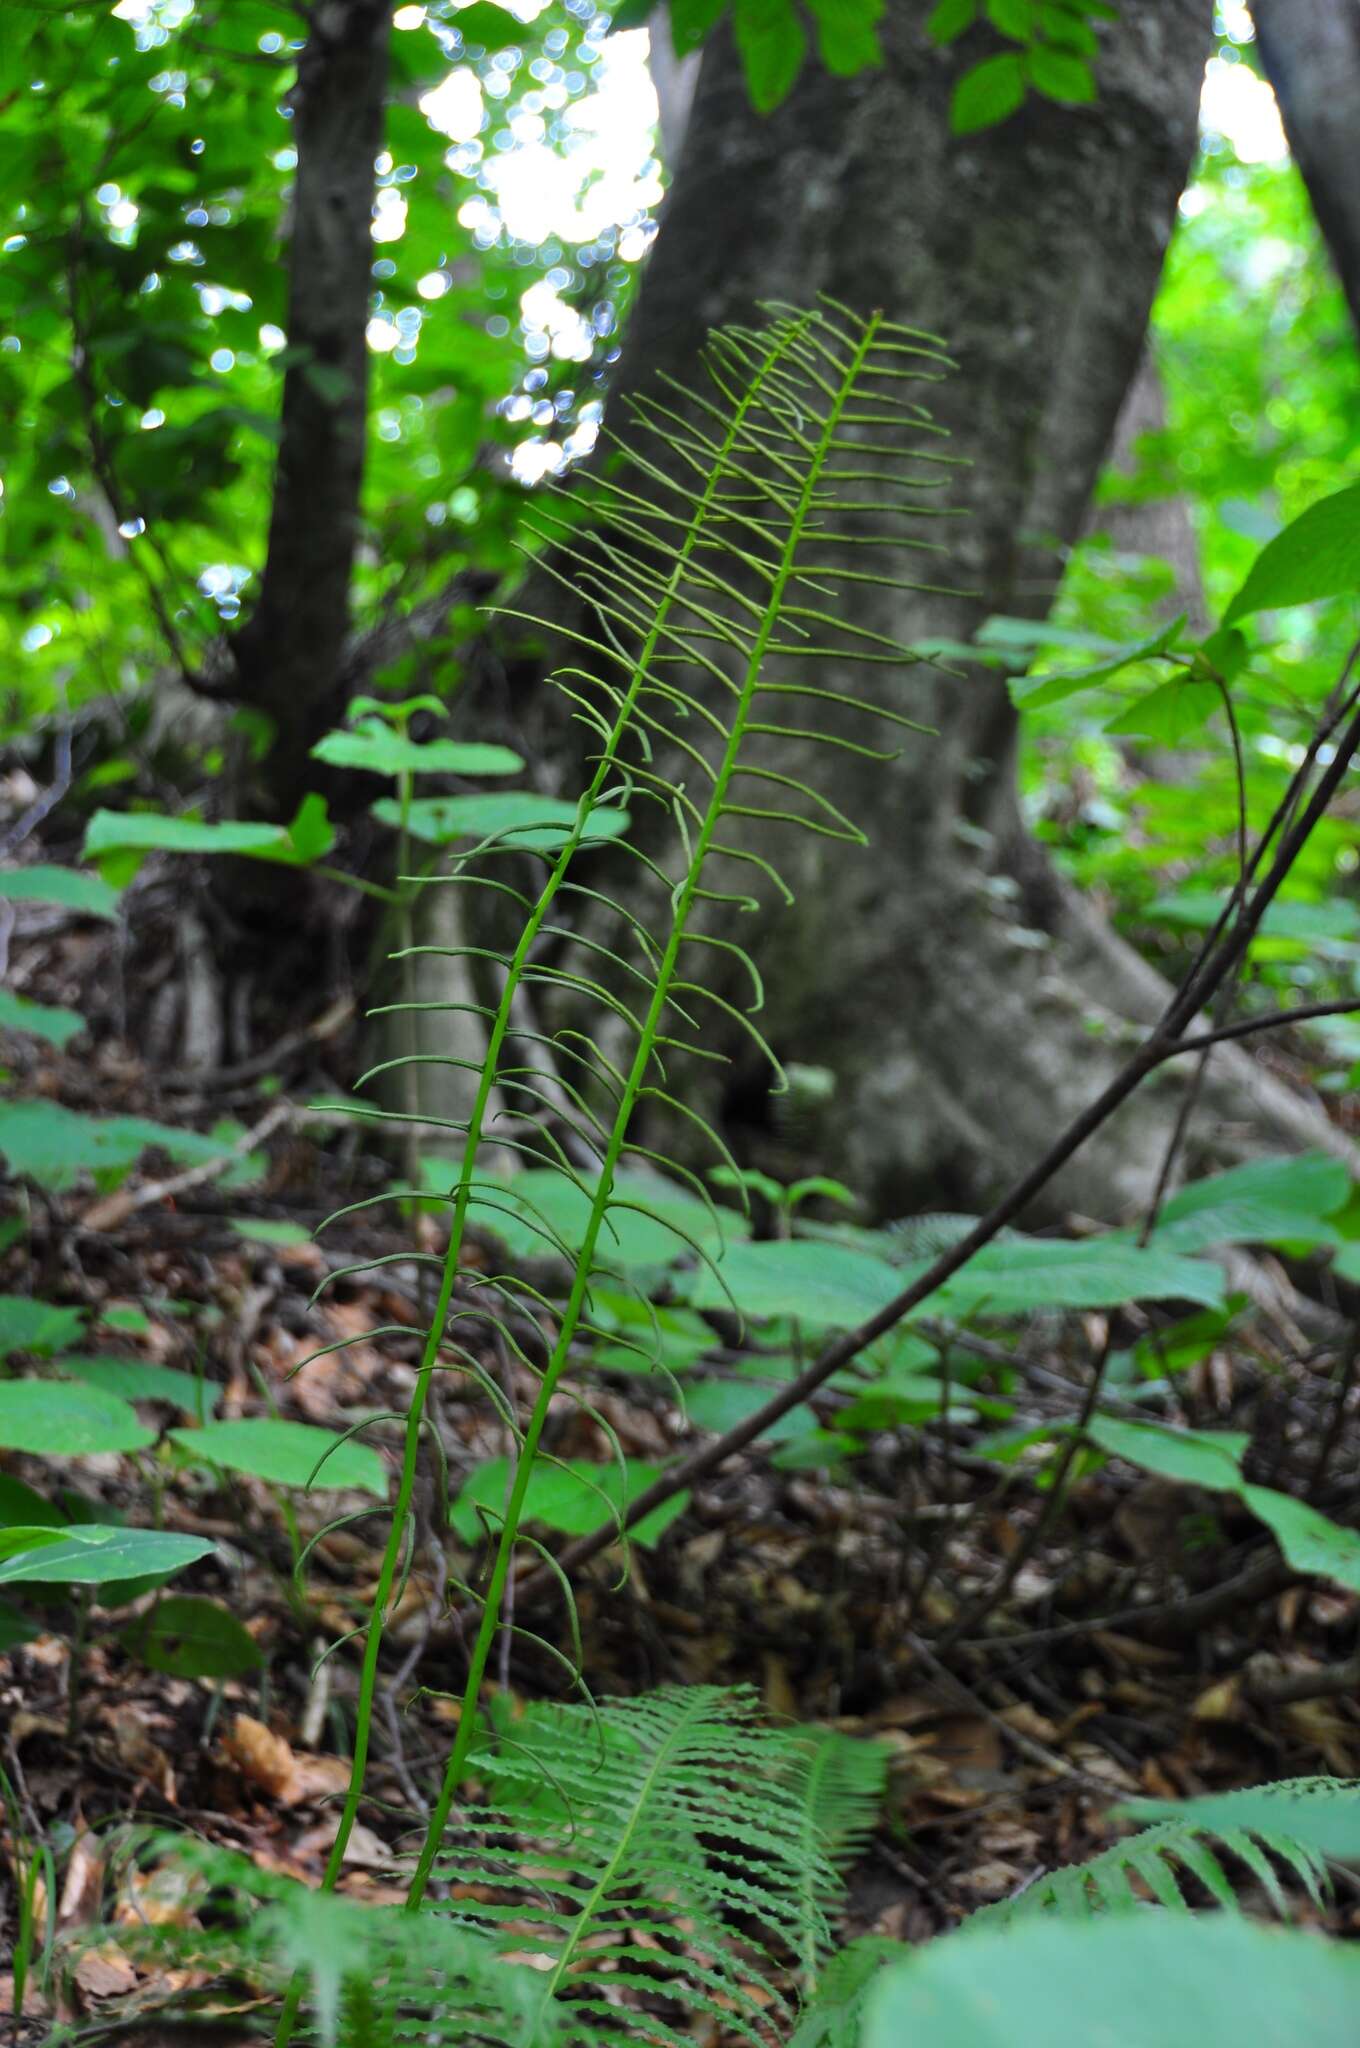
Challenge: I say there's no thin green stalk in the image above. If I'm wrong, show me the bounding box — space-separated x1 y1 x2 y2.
282 328 790 2019
403 309 879 1911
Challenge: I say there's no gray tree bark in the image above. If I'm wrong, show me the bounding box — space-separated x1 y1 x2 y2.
521 0 1359 1222
1252 0 1360 330
231 0 393 813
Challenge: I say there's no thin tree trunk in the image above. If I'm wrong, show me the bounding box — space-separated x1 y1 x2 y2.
1252 0 1360 330
231 0 393 812
517 1 1359 1221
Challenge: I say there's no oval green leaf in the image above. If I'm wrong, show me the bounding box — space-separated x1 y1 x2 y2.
0 1525 215 1588
170 1418 388 1496
0 1380 153 1456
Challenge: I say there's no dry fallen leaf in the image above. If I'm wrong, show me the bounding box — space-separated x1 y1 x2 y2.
74 1944 139 2002
223 1715 299 1803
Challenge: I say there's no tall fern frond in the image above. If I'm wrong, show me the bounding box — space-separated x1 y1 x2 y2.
971 1776 1336 1926
302 301 957 1906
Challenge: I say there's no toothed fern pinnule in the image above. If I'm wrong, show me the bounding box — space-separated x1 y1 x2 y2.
971 1775 1336 1926
102 1693 888 2048
306 302 956 1910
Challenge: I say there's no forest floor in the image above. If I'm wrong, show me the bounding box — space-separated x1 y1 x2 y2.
4 891 1360 2038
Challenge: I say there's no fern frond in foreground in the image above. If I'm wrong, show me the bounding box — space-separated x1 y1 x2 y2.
970 1771 1335 1925
92 1690 887 2048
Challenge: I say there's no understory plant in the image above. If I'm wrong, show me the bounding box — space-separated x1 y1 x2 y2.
21 300 1360 2044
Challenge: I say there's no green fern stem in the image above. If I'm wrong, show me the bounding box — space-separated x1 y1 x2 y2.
283 325 796 2014
403 307 882 1911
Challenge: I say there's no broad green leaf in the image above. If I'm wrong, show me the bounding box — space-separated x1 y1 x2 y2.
54 1354 214 1415
920 1238 1224 1315
691 1239 906 1325
950 52 1026 133
1224 480 1360 625
806 0 883 74
684 1363 818 1439
450 1456 688 1549
379 792 630 852
1147 893 1360 947
311 724 523 779
83 810 288 860
1026 43 1095 101
733 0 808 112
0 1474 63 1526
0 1380 153 1456
1086 1415 1247 1489
0 1525 214 1589
669 0 729 54
863 1913 1360 2048
0 1101 264 1194
122 1595 263 1678
1104 677 1218 744
0 1295 86 1358
1009 616 1186 709
170 1418 388 1496
246 792 338 867
1148 1154 1350 1255
1240 1486 1360 1595
926 0 977 43
1089 1416 1360 1594
985 0 1033 37
230 1218 314 1247
0 866 120 919
0 990 85 1047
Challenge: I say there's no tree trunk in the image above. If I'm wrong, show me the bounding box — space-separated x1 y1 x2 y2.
1252 0 1360 330
519 0 1359 1222
230 0 393 814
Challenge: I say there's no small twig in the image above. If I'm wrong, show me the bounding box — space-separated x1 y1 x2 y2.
1245 1645 1360 1708
79 1099 292 1231
904 1632 1108 1792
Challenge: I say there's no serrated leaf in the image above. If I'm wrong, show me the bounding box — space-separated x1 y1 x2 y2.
170 1418 388 1496
1224 481 1360 625
0 1524 214 1588
1118 1783 1360 1864
0 1379 153 1456
122 1594 263 1677
950 51 1026 133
